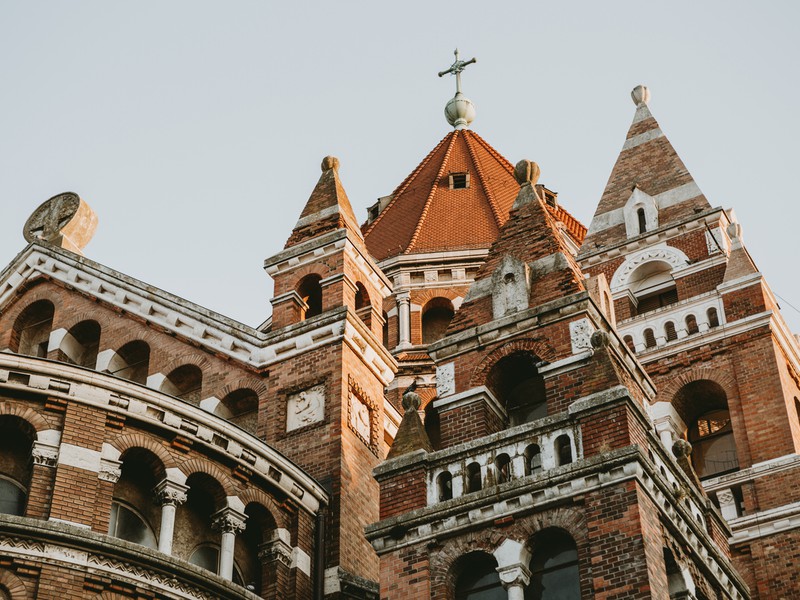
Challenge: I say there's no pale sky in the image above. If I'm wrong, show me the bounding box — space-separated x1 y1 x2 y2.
1 2 798 331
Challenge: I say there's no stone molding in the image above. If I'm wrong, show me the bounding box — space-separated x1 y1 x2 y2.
154 479 189 507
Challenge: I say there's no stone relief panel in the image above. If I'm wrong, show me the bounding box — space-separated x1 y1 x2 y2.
286 383 326 432
436 362 455 398
347 375 379 455
569 318 595 354
491 255 530 319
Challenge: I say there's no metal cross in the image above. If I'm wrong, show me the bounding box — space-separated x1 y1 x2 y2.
438 48 477 94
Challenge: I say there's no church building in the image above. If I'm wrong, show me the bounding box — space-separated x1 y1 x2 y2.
0 53 796 599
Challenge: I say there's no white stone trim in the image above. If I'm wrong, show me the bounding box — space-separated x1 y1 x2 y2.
729 500 800 544
433 386 505 423
609 244 690 291
291 546 312 576
58 443 101 473
622 127 664 150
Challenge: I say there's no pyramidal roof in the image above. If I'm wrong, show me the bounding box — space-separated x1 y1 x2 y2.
362 129 520 261
285 156 362 249
581 86 712 253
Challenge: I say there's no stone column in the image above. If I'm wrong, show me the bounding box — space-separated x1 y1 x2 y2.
154 479 189 555
497 564 531 600
212 507 248 580
397 292 411 349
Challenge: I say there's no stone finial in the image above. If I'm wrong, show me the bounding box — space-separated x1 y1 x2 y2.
514 160 541 186
590 330 610 349
321 156 340 172
672 438 692 459
23 192 98 255
726 222 742 243
402 390 421 413
631 85 651 106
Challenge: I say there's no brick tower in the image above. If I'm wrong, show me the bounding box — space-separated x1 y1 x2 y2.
264 156 396 598
578 85 800 598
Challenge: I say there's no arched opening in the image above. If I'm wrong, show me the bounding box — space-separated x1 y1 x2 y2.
465 462 482 494
629 261 678 316
486 352 547 427
643 329 656 349
664 321 677 342
11 300 54 357
297 275 322 321
524 444 542 476
176 473 227 572
58 320 101 368
354 282 372 327
495 454 511 484
454 551 503 600
236 503 277 594
637 207 647 234
424 401 441 451
707 307 720 328
217 389 259 434
0 416 34 516
623 335 635 352
421 298 455 345
382 311 390 348
663 548 693 597
437 471 453 502
108 448 163 549
161 365 203 404
555 435 573 466
673 380 739 479
685 314 699 335
108 341 150 385
527 529 580 599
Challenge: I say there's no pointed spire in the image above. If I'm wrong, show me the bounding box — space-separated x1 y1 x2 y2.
581 86 712 252
722 222 759 283
448 160 586 333
285 156 362 249
387 390 433 459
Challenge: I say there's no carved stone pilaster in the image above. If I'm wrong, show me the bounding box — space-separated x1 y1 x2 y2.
31 442 59 468
154 479 189 507
98 458 122 483
211 507 247 535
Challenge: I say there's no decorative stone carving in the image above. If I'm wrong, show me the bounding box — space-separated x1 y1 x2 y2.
569 318 595 354
31 442 59 468
705 227 726 254
435 362 455 398
491 255 530 319
258 539 293 567
609 246 689 290
23 192 98 254
154 479 189 507
211 508 247 535
497 563 532 589
98 458 122 483
347 376 379 454
286 383 325 432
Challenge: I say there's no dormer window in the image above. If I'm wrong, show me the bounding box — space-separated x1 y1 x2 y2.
449 172 470 189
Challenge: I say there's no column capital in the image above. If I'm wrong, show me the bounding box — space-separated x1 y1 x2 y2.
31 441 59 468
211 506 248 535
98 458 122 483
497 563 531 589
154 479 189 506
396 291 411 303
258 538 293 567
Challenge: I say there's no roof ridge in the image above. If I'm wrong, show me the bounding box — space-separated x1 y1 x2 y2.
405 130 460 254
362 132 454 237
463 131 504 228
467 130 516 174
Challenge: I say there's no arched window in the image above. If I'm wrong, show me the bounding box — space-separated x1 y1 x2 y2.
59 320 101 367
637 207 647 234
236 503 277 593
161 364 203 404
527 529 580 599
454 552 503 600
689 409 738 478
11 300 54 357
189 545 245 586
108 340 150 384
465 462 482 494
628 261 678 316
643 329 656 349
555 435 572 466
437 471 453 502
176 473 228 575
495 454 511 484
685 315 699 335
707 307 720 328
524 444 542 476
486 352 547 427
0 416 35 516
623 335 635 352
297 275 322 320
109 448 163 549
422 298 455 345
217 388 259 434
664 321 677 342
354 282 372 327
424 402 441 451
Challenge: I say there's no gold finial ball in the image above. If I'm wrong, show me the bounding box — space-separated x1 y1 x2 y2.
631 85 651 106
514 160 541 186
321 156 340 172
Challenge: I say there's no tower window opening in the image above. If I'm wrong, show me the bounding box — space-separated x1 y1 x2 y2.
637 207 647 234
524 444 542 476
495 454 511 484
436 471 453 502
707 307 720 328
465 462 482 493
643 328 656 349
665 321 677 342
555 435 573 466
297 274 323 320
449 172 470 189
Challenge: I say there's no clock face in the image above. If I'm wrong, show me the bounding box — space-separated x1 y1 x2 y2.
350 394 371 443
